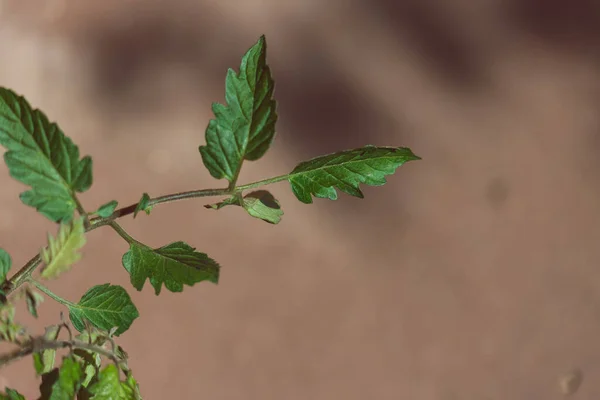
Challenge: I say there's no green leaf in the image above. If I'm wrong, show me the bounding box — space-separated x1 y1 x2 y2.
122 241 220 295
199 35 278 183
33 325 60 375
133 193 150 218
0 88 93 222
0 388 25 400
68 284 139 336
95 200 118 218
288 145 420 203
40 216 86 280
25 287 44 318
88 364 140 400
205 190 283 224
242 190 283 224
49 356 83 400
0 248 11 284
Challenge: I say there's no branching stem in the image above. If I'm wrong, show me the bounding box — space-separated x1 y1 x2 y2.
1 175 290 296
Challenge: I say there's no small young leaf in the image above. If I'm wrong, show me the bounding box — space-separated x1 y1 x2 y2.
0 388 25 400
0 248 11 284
40 216 86 280
0 88 93 222
25 288 44 318
68 284 139 336
205 191 283 224
288 145 420 203
242 190 283 224
49 356 84 400
133 193 150 218
95 200 118 218
33 325 60 375
199 35 278 183
122 241 220 295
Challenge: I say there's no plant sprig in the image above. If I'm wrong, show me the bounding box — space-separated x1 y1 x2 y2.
0 34 420 398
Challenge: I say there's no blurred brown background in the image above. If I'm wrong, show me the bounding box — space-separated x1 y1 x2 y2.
1 0 600 398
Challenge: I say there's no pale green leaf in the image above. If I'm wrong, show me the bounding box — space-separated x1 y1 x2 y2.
0 248 11 284
199 35 278 182
133 193 150 218
40 216 86 280
0 88 93 222
33 325 60 375
49 356 83 400
122 241 220 295
205 190 283 224
68 284 139 336
288 145 420 203
95 200 118 218
242 190 283 224
88 364 139 400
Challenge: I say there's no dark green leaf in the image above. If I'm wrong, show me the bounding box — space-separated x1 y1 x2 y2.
68 284 139 336
288 145 420 203
133 194 150 218
95 201 118 218
0 88 93 222
40 216 86 280
49 356 83 400
0 249 11 284
122 241 220 295
33 326 60 375
199 35 278 183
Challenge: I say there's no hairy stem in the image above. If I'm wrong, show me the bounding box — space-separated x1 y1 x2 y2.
0 335 120 369
108 221 141 247
73 194 90 229
2 175 289 296
28 279 76 308
236 174 288 191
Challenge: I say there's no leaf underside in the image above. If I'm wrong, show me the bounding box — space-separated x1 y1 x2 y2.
122 241 220 295
40 216 86 280
288 145 420 203
0 88 93 222
199 35 278 182
68 284 139 336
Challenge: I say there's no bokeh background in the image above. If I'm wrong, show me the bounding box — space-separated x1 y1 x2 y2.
1 0 600 398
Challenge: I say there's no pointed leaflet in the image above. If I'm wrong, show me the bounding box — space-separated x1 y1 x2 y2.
133 193 151 218
288 145 420 203
0 88 93 222
40 217 86 280
25 288 44 318
0 248 11 284
199 35 278 182
95 200 118 218
68 284 139 336
122 241 220 295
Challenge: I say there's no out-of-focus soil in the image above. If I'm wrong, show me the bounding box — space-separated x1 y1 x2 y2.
1 1 600 398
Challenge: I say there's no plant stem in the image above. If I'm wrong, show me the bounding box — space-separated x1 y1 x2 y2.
2 174 289 296
236 174 289 191
27 278 76 308
108 221 140 246
0 335 120 369
73 194 90 229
